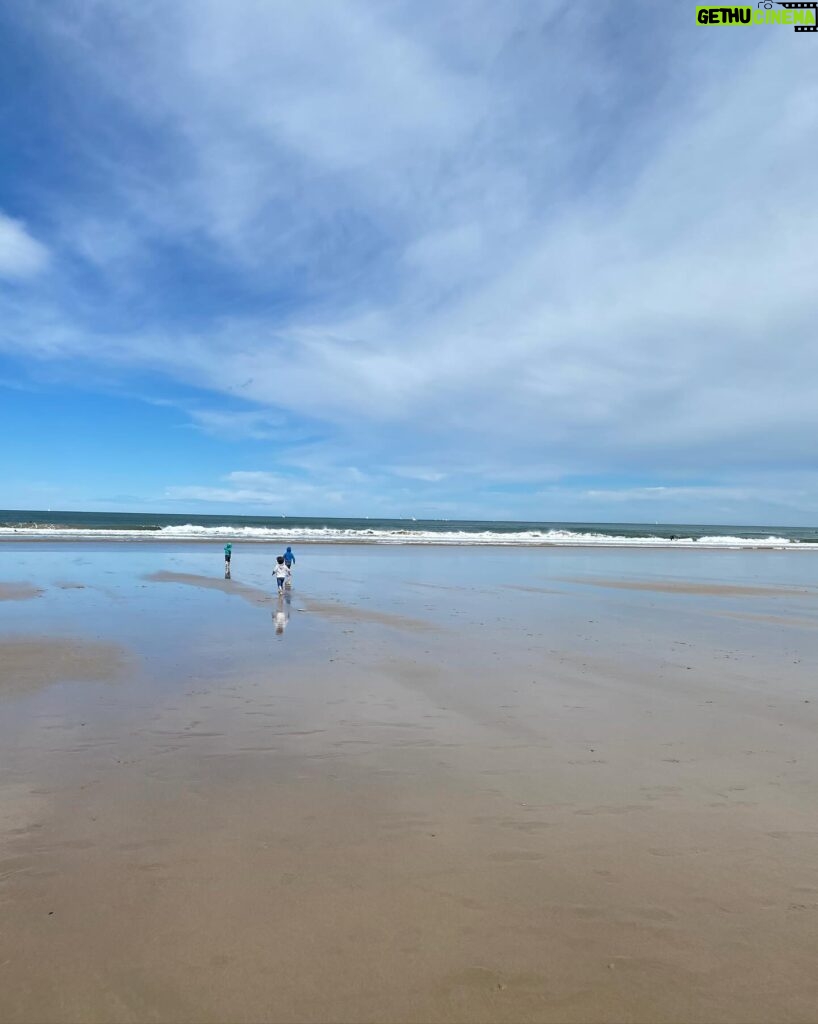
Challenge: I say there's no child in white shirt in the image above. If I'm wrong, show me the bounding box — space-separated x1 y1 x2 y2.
274 556 287 593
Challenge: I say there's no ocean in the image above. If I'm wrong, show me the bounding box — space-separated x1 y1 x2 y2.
1 510 816 548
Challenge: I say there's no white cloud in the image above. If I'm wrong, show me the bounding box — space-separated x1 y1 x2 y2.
0 212 50 279
580 486 753 504
165 468 346 509
184 408 290 441
389 466 448 483
2 2 817 519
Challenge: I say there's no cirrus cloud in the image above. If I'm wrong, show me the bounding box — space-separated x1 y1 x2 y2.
0 2 816 522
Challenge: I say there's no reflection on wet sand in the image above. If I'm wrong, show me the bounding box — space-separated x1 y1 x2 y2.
273 591 291 636
2 544 818 1023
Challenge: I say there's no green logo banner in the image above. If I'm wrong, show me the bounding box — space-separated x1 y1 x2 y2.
696 3 817 30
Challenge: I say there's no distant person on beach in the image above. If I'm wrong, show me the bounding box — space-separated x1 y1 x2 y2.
224 542 232 579
274 555 287 594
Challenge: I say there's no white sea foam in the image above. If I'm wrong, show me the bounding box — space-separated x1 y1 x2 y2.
0 524 803 548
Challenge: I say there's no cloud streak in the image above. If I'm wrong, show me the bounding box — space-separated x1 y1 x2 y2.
0 212 49 279
1 1 816 521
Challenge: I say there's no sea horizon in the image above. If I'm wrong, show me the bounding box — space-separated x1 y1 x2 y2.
2 509 816 547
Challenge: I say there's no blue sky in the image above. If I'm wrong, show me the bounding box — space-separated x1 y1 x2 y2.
1 1 816 524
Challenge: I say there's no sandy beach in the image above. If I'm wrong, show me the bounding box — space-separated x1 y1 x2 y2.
2 542 818 1022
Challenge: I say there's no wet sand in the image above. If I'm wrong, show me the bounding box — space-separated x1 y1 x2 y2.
0 581 43 601
1 543 818 1022
146 569 271 606
0 637 127 698
557 577 818 598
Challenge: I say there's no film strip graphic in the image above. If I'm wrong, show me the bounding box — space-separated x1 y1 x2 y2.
772 1 818 31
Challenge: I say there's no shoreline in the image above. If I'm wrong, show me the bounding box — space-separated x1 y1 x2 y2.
0 535 811 550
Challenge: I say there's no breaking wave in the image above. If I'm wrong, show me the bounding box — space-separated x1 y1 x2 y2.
0 523 802 548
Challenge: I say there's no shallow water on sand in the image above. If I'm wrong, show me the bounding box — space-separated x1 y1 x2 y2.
2 544 818 1022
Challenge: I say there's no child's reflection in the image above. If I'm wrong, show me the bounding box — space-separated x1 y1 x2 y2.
272 591 290 636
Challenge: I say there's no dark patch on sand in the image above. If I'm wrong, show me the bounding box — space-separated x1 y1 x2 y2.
0 582 43 602
0 637 128 697
557 577 816 598
503 584 565 596
145 571 271 606
302 599 435 632
718 611 818 629
144 573 433 630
